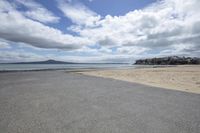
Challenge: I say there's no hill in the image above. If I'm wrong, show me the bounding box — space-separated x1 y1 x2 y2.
6 60 127 64
11 60 76 64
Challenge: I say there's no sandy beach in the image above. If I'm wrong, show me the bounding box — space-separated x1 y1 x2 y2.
0 70 200 132
79 65 200 94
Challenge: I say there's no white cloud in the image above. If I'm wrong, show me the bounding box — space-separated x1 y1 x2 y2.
0 39 11 49
0 51 46 63
15 0 60 23
57 0 101 27
69 0 200 58
117 46 149 55
53 54 134 63
0 49 132 63
0 0 92 50
0 0 200 63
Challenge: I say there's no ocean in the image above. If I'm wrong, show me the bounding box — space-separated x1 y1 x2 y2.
0 64 132 71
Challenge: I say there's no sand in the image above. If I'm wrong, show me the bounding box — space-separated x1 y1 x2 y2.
79 65 200 94
1 71 200 132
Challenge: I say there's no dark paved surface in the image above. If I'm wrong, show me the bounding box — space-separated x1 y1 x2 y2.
0 71 200 133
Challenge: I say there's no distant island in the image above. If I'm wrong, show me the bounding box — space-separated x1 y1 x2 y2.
6 59 127 64
135 56 200 65
10 59 76 64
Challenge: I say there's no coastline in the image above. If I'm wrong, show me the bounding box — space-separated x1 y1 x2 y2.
78 65 200 94
1 65 199 94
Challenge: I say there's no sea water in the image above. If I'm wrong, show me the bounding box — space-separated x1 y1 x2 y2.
0 64 132 71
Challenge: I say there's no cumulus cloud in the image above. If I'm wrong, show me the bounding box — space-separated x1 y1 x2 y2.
0 0 91 50
14 0 60 23
74 0 199 58
0 0 200 63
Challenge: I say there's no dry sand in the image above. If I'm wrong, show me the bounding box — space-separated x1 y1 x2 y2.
79 65 200 94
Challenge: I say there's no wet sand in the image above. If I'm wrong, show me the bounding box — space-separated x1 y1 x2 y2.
79 65 200 94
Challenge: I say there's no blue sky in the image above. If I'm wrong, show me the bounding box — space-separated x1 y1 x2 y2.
0 0 199 63
37 0 156 33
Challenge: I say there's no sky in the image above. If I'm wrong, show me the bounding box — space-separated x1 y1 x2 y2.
0 0 200 63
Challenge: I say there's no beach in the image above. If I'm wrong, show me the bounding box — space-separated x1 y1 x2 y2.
79 65 200 94
1 0 199 132
0 70 200 133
